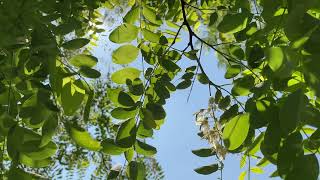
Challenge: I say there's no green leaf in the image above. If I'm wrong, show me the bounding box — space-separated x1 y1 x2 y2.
108 88 133 107
277 132 303 177
238 171 247 180
19 154 52 168
118 91 136 107
69 54 98 68
127 78 144 96
220 104 239 123
229 45 244 59
142 29 161 43
176 80 192 89
61 38 90 50
257 158 270 168
108 168 120 180
240 155 247 168
8 168 38 179
223 113 250 150
218 12 251 34
112 45 139 64
124 6 140 24
191 148 216 157
83 90 94 122
146 103 166 120
247 132 264 156
279 89 305 136
250 167 264 174
260 116 281 161
140 108 156 129
22 141 57 161
194 163 219 175
184 50 198 60
61 82 85 116
209 12 218 26
125 148 135 162
218 95 231 109
137 122 153 138
0 113 17 136
197 73 210 84
79 67 101 79
67 123 101 151
161 59 181 72
215 90 223 104
135 140 157 156
101 138 128 155
231 76 254 96
111 107 137 120
225 65 241 79
182 72 194 80
291 26 318 49
7 126 31 160
267 47 284 72
127 161 146 180
111 67 141 84
143 6 162 25
40 114 58 147
286 154 319 180
109 23 139 43
115 118 137 148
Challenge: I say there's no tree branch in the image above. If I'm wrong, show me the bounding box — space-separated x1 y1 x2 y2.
180 0 245 111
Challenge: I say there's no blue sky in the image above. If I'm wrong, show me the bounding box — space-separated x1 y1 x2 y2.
93 21 279 179
148 37 278 179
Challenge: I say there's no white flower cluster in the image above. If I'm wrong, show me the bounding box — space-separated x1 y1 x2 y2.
194 108 227 161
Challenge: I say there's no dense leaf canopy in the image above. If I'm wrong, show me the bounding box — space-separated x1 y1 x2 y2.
0 0 320 179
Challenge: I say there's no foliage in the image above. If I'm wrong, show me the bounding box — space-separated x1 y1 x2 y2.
1 0 320 179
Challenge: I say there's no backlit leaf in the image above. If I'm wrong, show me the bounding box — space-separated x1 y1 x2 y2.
112 45 139 64
109 24 139 43
115 118 137 148
69 54 98 68
218 12 251 34
223 114 250 150
67 123 101 151
111 67 141 84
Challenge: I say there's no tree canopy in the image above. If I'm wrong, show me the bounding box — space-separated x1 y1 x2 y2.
0 0 320 179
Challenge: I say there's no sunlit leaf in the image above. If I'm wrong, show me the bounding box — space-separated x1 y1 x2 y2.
112 45 139 64
111 67 141 84
143 6 162 25
69 54 98 68
109 23 139 43
115 118 137 148
223 114 250 150
67 123 101 151
218 12 251 34
267 47 284 72
124 6 140 24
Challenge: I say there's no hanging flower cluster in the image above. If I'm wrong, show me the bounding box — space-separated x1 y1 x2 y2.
194 97 228 162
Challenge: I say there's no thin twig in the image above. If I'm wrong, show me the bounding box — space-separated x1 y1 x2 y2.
180 0 246 111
